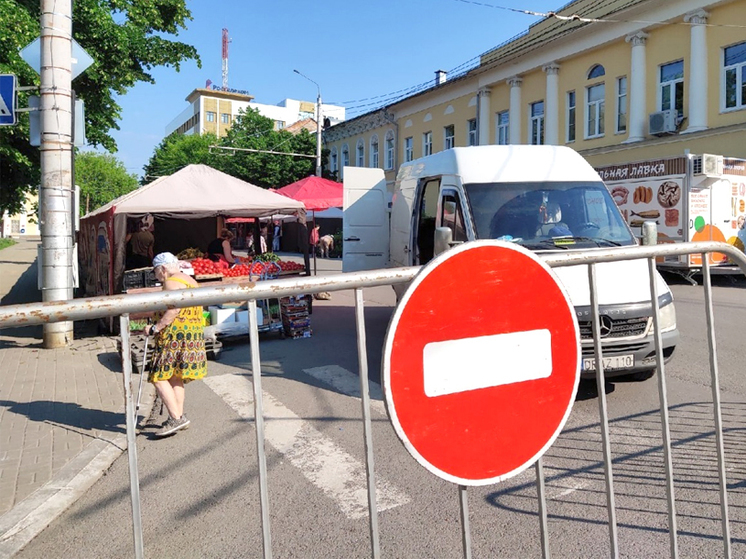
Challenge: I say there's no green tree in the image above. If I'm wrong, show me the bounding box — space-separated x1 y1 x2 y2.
0 0 200 215
76 152 138 215
142 132 218 183
219 108 324 188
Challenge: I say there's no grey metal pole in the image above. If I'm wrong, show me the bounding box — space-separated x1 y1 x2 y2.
39 0 74 347
315 92 322 177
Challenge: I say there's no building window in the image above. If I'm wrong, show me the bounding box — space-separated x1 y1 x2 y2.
206 111 216 122
724 41 746 110
566 91 576 142
385 131 395 170
529 101 545 145
341 144 350 177
616 77 627 133
356 139 365 167
370 135 379 168
404 137 414 162
467 118 477 146
444 125 455 150
586 83 605 138
660 60 684 116
330 147 338 174
275 120 285 130
423 131 433 156
588 64 605 79
221 113 231 124
496 111 509 145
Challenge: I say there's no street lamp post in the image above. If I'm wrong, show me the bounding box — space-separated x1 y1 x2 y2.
293 69 322 177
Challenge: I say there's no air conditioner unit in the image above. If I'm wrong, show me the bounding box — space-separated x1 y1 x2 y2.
692 153 724 177
649 110 678 135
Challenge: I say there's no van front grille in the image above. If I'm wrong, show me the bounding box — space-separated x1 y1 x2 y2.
578 316 650 340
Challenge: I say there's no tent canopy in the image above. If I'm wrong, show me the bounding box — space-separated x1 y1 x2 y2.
275 175 343 211
83 164 306 219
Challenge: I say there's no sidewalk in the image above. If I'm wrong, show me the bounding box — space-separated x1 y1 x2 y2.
0 237 154 557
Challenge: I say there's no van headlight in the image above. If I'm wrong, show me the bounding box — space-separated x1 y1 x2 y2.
658 301 677 332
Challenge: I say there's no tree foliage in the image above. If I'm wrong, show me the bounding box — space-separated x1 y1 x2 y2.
142 108 330 189
142 132 218 183
0 0 200 215
76 152 138 215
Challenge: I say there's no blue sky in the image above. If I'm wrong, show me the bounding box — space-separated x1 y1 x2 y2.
102 0 560 178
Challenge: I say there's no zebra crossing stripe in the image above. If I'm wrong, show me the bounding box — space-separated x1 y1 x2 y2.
303 365 387 416
203 373 409 520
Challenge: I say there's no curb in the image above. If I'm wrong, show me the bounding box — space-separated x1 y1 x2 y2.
0 385 156 558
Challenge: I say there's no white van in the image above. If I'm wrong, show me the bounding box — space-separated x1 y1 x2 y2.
343 145 678 380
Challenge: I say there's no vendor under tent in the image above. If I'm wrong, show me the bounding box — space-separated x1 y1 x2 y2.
78 164 305 297
275 176 343 273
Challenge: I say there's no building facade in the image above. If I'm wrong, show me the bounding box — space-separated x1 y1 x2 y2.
1 192 40 238
323 0 746 196
165 87 346 138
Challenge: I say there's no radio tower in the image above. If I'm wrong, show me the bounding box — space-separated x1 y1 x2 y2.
221 28 229 90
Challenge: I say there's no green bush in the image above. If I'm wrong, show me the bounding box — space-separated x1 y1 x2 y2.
0 238 17 251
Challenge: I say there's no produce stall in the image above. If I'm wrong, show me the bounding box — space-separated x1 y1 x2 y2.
78 164 306 298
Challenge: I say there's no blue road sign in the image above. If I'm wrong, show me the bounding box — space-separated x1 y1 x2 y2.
0 74 17 125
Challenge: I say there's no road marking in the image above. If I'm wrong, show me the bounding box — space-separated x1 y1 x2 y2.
549 480 589 500
303 365 387 416
423 329 552 397
204 373 409 519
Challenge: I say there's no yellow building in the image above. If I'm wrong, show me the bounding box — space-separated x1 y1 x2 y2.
324 0 746 196
1 192 40 238
165 87 346 137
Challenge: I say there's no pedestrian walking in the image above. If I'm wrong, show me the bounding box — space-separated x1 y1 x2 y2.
144 252 207 437
272 220 282 252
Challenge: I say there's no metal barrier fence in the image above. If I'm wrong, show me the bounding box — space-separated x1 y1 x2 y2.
0 240 745 559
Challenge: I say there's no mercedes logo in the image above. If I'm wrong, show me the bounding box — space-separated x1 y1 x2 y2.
599 315 613 338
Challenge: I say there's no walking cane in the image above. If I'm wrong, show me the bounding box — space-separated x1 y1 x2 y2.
135 334 149 427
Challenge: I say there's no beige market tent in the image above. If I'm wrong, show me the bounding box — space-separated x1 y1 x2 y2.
79 164 306 296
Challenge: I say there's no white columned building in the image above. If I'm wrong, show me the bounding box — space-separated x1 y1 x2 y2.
624 31 649 143
543 63 560 145
684 9 709 133
478 87 492 145
507 76 523 144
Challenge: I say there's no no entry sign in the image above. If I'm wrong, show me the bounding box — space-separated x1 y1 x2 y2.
383 241 580 486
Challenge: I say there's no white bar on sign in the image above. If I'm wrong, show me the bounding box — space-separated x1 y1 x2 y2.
423 329 552 397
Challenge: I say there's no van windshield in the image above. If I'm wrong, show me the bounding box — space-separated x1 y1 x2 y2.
464 181 636 250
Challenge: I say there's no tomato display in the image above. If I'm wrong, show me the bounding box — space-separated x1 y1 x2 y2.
189 258 305 278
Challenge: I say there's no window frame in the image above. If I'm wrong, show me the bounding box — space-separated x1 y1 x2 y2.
330 146 338 174
444 125 455 150
585 82 605 139
206 111 216 123
220 112 231 124
341 144 350 178
722 41 746 112
616 76 628 134
369 134 379 168
658 60 684 117
385 131 395 169
404 137 414 162
423 131 433 156
496 110 509 145
467 118 477 146
529 101 545 145
566 90 576 143
356 139 365 167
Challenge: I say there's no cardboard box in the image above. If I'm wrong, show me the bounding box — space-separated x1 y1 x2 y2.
209 306 236 325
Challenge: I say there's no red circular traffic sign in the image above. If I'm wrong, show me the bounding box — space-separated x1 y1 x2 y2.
383 241 580 485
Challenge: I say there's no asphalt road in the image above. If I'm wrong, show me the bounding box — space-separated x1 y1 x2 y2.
15 273 746 558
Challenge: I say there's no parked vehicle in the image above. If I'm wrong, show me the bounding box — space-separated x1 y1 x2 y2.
596 153 746 285
343 145 678 379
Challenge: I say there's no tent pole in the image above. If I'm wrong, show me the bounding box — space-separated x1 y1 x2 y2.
312 210 317 276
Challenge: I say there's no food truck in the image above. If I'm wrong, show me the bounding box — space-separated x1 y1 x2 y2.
595 154 746 283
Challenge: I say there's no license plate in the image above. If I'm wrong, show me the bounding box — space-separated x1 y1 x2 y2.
582 354 634 372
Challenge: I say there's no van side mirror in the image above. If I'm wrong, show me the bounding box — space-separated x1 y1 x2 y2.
434 227 459 256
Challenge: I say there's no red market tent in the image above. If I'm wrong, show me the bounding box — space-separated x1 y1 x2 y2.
275 176 343 211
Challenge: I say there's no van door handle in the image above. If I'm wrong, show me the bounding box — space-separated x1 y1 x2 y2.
345 236 360 242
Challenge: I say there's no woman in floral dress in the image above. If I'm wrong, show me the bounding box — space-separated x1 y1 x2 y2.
144 252 207 437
